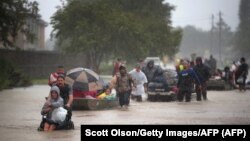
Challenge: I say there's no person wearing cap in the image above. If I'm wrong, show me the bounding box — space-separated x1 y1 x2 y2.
129 63 148 102
41 86 64 131
48 66 65 86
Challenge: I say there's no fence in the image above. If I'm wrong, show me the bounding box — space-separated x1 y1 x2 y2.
0 49 87 78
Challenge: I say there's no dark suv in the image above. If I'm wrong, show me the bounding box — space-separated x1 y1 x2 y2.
147 69 178 102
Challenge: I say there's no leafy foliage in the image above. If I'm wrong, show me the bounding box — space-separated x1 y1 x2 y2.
235 0 250 57
0 57 32 90
0 0 39 47
51 0 182 72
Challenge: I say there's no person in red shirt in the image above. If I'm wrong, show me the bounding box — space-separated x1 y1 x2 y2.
112 58 121 76
48 66 65 86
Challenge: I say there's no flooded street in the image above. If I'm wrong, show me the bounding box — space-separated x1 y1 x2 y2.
0 85 250 141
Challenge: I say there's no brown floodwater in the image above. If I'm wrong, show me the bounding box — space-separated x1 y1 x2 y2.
0 85 250 141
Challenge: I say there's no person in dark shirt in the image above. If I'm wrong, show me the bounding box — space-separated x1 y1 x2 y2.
193 57 211 101
56 75 73 120
142 60 163 84
177 61 201 102
235 57 249 91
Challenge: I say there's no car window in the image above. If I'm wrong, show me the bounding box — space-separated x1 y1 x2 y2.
144 57 161 66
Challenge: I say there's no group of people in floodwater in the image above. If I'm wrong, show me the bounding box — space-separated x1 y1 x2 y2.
38 55 248 131
111 56 210 105
112 55 249 104
38 66 74 131
214 57 249 92
201 55 249 91
175 55 249 102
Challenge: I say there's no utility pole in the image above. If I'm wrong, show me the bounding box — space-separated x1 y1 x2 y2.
218 11 222 67
210 14 214 55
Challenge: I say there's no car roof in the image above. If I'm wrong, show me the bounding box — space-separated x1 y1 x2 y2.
144 57 161 63
144 57 160 60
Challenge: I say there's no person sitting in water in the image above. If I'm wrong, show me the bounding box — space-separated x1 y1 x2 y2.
41 86 64 131
96 87 111 100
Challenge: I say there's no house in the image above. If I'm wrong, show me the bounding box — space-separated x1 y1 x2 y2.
15 17 48 50
0 17 48 50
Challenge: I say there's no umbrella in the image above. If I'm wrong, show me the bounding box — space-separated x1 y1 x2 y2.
65 67 104 91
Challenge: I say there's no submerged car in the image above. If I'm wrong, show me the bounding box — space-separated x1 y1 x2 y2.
147 69 178 102
143 57 164 69
207 74 234 90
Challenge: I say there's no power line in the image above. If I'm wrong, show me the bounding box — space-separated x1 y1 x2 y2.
172 14 239 24
210 14 214 54
218 11 223 67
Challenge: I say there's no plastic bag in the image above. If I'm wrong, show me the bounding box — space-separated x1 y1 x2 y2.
237 77 244 84
51 107 67 124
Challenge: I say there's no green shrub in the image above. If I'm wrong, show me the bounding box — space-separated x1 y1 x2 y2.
0 58 12 90
99 62 113 75
99 61 135 75
0 58 32 90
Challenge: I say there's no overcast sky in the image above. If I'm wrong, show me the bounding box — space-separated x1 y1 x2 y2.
35 0 240 40
167 0 240 30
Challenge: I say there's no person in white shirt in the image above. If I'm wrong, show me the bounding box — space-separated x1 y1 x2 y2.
129 63 148 102
230 61 239 88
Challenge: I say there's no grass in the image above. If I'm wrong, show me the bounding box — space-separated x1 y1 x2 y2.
32 79 48 85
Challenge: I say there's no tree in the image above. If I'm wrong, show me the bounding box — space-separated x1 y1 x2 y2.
51 0 181 72
0 0 39 47
235 0 250 57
